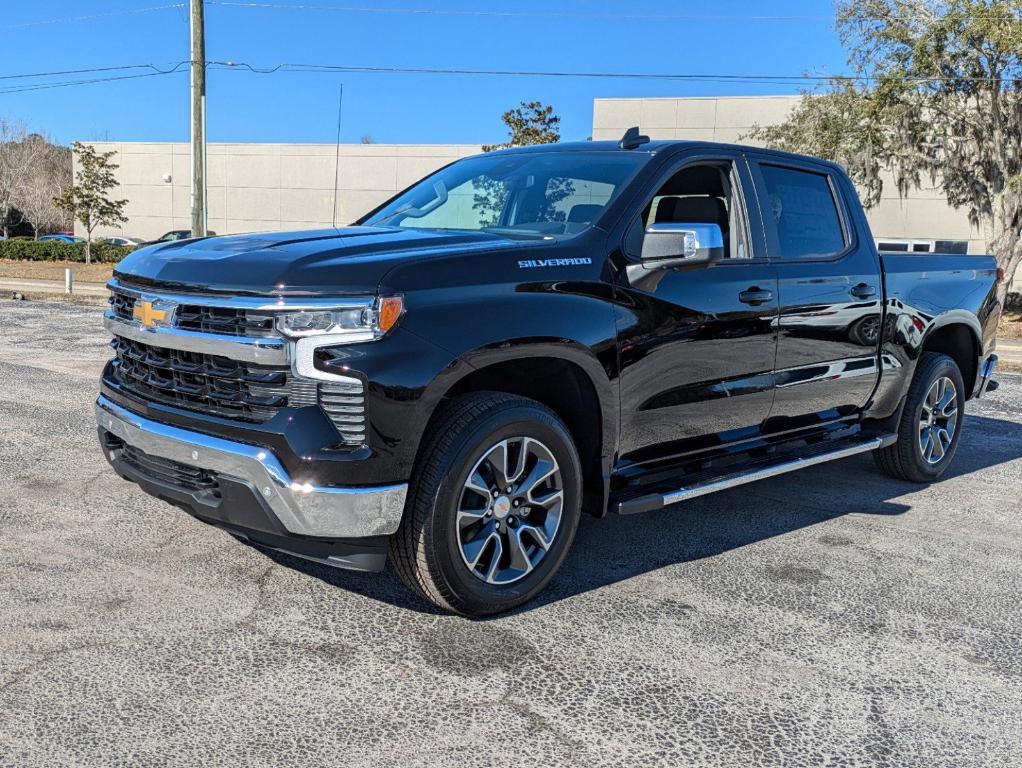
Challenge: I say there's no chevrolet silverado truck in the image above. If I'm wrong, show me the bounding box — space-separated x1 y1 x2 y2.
96 130 1002 616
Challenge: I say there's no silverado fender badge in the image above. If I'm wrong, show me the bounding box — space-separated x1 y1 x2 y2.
517 257 593 269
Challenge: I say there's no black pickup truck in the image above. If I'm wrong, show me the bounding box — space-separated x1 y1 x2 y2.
96 131 1002 616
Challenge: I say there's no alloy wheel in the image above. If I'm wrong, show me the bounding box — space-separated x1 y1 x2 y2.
919 376 958 465
456 437 564 585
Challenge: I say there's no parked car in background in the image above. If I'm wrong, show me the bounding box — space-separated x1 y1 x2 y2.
39 234 85 243
146 229 216 245
100 236 146 247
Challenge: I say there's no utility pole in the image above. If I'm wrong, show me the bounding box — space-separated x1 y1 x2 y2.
189 0 207 237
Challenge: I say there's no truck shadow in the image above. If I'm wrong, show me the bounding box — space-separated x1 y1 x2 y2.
258 413 1022 618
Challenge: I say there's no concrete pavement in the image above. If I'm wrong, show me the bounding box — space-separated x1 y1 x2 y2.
998 339 1022 367
1 299 1021 768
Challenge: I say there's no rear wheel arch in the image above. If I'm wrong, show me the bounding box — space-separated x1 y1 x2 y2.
920 320 980 398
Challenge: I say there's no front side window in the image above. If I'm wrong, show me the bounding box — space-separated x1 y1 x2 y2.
760 164 846 259
627 161 752 260
363 151 647 239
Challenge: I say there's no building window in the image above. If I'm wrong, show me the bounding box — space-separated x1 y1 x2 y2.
877 239 969 255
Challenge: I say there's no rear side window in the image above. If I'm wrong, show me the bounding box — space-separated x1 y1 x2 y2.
760 164 846 259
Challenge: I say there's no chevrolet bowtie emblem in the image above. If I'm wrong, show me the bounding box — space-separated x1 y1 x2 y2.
133 298 175 330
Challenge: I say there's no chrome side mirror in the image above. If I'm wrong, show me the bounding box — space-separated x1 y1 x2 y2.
640 222 724 268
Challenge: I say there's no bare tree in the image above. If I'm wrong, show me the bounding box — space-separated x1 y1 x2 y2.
0 119 36 237
19 135 71 239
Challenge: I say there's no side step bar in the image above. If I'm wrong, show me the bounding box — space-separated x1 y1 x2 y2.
614 433 898 516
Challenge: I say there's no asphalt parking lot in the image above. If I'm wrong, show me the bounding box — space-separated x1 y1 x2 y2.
1 298 1020 768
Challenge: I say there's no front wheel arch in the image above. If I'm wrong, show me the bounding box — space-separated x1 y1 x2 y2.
422 343 617 517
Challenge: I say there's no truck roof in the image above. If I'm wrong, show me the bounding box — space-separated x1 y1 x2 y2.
486 139 835 166
486 139 679 155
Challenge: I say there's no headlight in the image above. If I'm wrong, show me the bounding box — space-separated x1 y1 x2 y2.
275 296 404 342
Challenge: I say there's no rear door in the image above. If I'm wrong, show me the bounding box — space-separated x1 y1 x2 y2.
613 151 780 463
748 156 883 426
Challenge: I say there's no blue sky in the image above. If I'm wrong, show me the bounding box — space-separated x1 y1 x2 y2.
1 1 847 146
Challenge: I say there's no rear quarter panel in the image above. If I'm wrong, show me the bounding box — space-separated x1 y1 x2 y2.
868 253 1000 418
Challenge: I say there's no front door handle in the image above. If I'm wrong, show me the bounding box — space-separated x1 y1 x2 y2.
850 283 877 299
738 287 774 306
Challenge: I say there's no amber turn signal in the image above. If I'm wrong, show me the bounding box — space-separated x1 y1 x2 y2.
377 296 404 332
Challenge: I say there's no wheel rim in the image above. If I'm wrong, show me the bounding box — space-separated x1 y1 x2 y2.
919 376 959 465
860 317 880 344
456 436 564 585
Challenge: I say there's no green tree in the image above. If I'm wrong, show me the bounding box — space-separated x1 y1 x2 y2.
54 142 127 264
749 0 1022 297
482 100 562 151
476 101 569 226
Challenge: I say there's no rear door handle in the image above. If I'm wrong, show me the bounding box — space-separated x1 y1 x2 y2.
850 283 877 299
738 287 774 306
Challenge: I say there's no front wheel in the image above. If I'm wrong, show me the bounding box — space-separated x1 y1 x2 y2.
390 392 582 617
874 352 965 483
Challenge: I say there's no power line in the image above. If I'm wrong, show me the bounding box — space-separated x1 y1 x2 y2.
0 66 189 96
1 58 1018 96
0 3 186 31
0 63 187 82
210 61 1022 85
205 1 836 22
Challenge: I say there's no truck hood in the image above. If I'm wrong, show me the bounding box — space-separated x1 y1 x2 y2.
113 226 530 296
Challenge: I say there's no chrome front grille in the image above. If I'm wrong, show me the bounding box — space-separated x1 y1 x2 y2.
110 337 291 422
175 305 276 338
106 282 368 445
109 291 276 338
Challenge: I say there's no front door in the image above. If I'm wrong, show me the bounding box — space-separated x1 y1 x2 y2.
614 155 779 464
749 157 883 426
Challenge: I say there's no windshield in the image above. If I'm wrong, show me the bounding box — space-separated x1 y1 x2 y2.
362 151 648 238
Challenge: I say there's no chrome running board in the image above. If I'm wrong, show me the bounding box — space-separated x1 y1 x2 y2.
613 433 898 515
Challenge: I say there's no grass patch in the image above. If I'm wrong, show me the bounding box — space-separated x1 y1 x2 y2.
999 311 1022 341
2 292 108 307
0 260 114 284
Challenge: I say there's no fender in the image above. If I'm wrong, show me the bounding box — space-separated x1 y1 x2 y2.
452 337 618 460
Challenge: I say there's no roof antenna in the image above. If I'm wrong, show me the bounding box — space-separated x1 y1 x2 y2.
332 84 344 229
619 126 650 150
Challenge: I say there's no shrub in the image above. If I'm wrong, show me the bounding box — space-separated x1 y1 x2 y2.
0 239 133 264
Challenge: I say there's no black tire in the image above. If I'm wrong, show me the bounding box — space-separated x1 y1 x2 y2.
874 352 965 483
389 392 583 617
849 315 882 347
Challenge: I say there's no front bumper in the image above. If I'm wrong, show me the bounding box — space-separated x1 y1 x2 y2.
96 396 408 564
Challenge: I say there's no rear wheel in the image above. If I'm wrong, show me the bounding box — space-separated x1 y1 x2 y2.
874 352 965 483
390 392 582 616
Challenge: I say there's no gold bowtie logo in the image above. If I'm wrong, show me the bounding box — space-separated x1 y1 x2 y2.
133 299 173 330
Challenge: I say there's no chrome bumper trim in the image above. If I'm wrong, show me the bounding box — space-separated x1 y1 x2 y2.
104 312 289 365
95 396 406 538
978 354 998 398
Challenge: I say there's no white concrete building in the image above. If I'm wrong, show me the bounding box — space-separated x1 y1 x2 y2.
83 95 994 270
80 142 480 240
